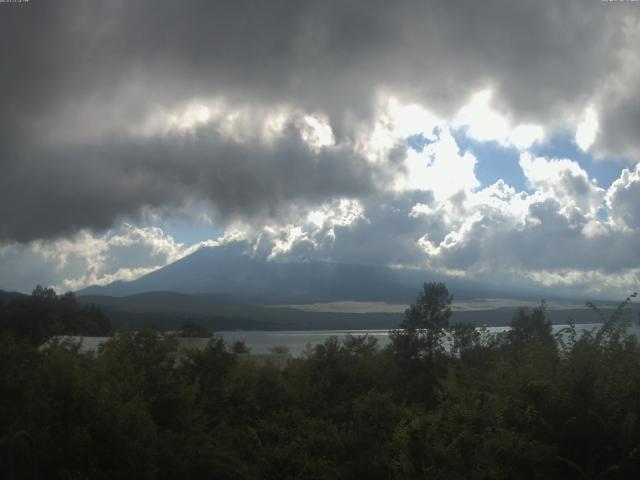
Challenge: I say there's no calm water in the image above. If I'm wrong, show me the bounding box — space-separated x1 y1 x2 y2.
217 323 607 356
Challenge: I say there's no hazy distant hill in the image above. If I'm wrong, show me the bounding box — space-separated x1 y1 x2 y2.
77 291 405 331
75 290 623 332
0 290 28 304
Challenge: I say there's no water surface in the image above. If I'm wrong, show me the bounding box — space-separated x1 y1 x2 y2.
217 323 606 356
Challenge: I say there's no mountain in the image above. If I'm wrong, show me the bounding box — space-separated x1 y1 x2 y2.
78 243 527 304
76 244 627 331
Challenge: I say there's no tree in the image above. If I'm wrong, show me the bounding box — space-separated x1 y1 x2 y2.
231 340 250 354
508 301 553 349
178 319 212 338
401 282 453 333
32 285 57 300
0 287 110 345
448 322 481 359
269 345 291 355
391 282 453 362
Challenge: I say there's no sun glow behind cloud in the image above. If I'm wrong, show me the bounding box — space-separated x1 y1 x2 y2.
453 89 544 149
2 0 640 300
3 89 637 298
2 89 640 298
575 106 599 152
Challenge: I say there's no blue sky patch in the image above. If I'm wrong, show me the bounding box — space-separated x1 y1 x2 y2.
406 133 432 152
451 128 528 192
531 134 624 190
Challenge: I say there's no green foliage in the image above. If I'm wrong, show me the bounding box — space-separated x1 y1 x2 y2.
0 287 111 345
508 301 554 350
268 345 291 355
390 281 453 363
448 322 482 358
387 282 454 405
401 281 453 332
2 284 640 478
177 319 212 338
231 339 251 354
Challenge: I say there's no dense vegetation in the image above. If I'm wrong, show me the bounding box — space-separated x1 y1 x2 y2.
1 283 640 479
0 286 111 345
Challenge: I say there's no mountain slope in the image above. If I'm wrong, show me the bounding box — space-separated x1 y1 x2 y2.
79 244 429 302
78 243 600 305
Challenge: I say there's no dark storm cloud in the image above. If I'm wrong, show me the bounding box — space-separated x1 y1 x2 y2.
0 123 383 242
598 100 640 161
0 0 637 241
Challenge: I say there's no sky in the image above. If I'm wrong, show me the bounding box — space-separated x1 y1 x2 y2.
1 0 639 299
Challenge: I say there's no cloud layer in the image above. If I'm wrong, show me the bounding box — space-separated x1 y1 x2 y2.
4 126 639 298
2 0 639 241
1 1 639 297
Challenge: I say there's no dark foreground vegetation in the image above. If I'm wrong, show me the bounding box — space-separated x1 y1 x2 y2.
1 284 640 479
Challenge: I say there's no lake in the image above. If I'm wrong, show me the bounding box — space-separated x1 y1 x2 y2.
216 323 608 356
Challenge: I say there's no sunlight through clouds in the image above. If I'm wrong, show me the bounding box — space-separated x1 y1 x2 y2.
396 128 479 199
575 105 599 152
454 89 544 149
1 1 639 299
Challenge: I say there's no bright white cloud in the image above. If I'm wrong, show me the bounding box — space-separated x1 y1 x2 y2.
266 225 311 260
575 106 599 152
135 99 339 155
385 96 441 139
0 224 223 293
262 198 365 261
297 114 336 151
3 90 640 300
396 128 479 200
519 153 605 219
508 124 545 150
606 163 640 230
357 94 441 164
306 198 365 230
454 89 544 149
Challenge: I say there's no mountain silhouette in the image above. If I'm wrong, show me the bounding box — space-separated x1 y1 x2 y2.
79 243 424 303
78 242 535 304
